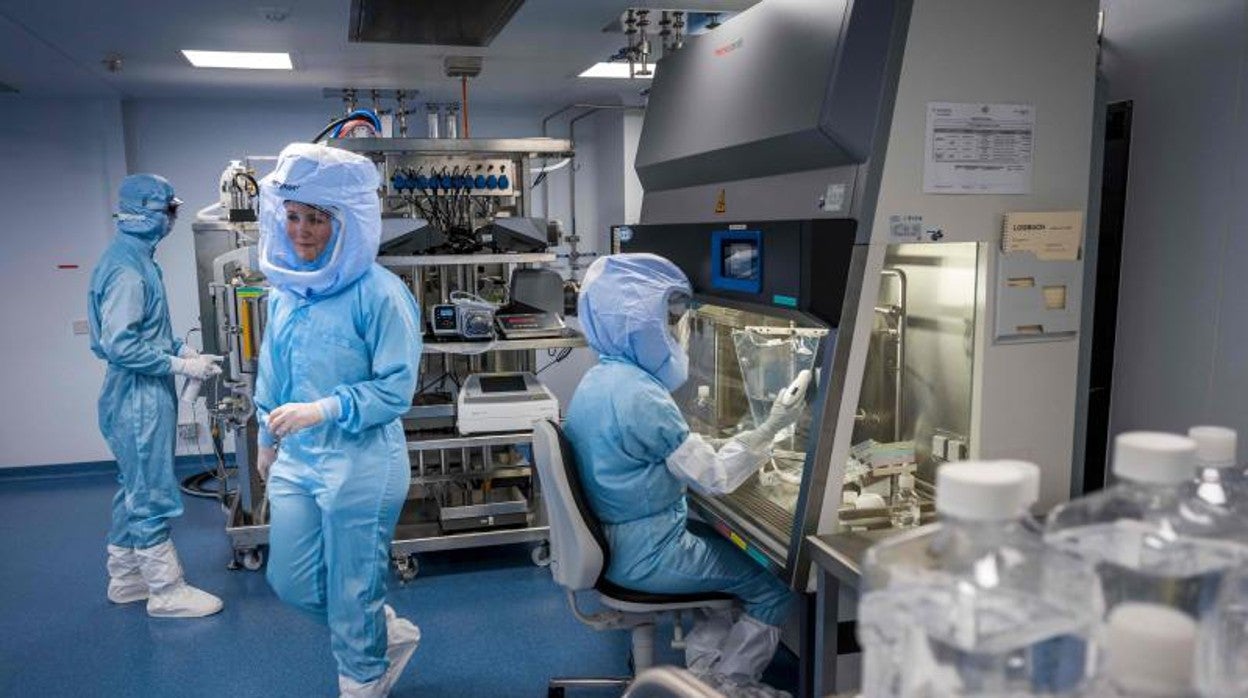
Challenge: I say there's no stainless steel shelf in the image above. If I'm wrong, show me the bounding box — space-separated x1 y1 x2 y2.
378 252 556 267
391 524 550 555
225 523 551 555
406 431 534 451
328 137 574 155
422 334 586 354
410 465 531 485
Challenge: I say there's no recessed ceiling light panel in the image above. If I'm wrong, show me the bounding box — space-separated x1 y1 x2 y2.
181 50 293 70
578 62 655 79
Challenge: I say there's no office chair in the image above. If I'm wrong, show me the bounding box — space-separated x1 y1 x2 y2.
624 667 725 698
531 420 735 698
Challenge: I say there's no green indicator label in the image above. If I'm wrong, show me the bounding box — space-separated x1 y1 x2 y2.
746 547 771 568
772 295 798 308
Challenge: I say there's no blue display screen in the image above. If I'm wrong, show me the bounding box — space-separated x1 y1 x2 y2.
711 230 763 293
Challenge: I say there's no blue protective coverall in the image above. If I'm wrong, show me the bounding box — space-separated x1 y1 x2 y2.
562 254 792 628
88 174 186 550
254 143 422 685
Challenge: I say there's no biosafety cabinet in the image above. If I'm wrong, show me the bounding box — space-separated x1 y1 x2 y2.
622 0 1099 590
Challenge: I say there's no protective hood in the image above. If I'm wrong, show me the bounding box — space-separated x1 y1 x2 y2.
578 253 692 391
116 174 179 242
258 143 381 299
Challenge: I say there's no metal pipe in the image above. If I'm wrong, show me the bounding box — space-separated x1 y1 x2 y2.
565 104 645 279
879 268 908 442
539 102 643 220
461 76 471 138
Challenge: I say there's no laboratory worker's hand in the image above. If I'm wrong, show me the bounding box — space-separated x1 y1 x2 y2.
177 344 200 359
763 369 812 430
267 401 328 438
256 446 277 481
170 354 223 380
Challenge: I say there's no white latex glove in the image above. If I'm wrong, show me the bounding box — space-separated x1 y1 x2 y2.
267 402 327 438
170 354 223 380
177 344 200 359
256 445 277 482
765 369 811 429
737 370 812 450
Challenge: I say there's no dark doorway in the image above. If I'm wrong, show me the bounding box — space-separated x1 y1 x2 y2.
1083 100 1132 493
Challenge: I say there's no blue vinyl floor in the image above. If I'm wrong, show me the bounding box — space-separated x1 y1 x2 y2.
0 467 798 697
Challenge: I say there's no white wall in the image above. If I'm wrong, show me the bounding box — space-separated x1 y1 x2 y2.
1100 0 1248 440
0 96 128 467
0 95 638 468
529 108 646 408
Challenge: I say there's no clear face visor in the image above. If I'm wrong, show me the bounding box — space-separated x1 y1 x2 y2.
667 293 693 351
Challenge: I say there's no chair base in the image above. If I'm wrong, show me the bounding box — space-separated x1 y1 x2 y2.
547 676 633 697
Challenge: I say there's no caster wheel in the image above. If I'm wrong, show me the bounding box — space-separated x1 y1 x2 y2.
242 548 266 571
531 541 551 567
396 554 420 583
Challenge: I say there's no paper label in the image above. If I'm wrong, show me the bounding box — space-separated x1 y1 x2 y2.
925 102 1035 194
888 214 923 241
1002 211 1083 260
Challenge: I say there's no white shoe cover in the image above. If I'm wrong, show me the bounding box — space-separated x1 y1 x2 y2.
713 615 781 682
337 606 421 698
135 540 223 618
685 607 737 674
378 605 421 694
106 545 148 604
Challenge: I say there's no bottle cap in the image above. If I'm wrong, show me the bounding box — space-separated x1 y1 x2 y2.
995 460 1040 508
936 461 1031 521
1112 432 1198 484
1104 602 1197 695
1188 426 1237 469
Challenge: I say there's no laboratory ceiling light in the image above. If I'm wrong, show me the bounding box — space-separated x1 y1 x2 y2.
181 50 293 70
578 62 655 79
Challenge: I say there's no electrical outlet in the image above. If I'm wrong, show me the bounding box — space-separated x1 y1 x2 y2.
72 319 90 335
177 423 199 440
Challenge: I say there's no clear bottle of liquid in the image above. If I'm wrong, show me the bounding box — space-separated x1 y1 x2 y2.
1045 432 1248 695
1189 426 1248 516
888 473 920 528
859 460 1103 697
1045 432 1248 615
1086 602 1199 697
425 103 440 139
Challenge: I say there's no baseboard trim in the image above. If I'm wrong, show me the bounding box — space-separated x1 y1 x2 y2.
0 454 236 482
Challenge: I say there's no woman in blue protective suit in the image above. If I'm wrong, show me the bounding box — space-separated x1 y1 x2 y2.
563 253 810 698
252 143 424 698
89 173 225 618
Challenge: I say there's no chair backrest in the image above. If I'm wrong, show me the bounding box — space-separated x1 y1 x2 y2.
531 419 609 591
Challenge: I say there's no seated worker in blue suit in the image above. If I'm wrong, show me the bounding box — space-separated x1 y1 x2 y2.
564 253 810 698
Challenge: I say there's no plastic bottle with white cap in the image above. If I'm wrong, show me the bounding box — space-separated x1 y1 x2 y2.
1189 426 1248 515
1045 432 1248 666
1087 602 1199 697
858 460 1103 697
888 472 920 528
1046 432 1248 605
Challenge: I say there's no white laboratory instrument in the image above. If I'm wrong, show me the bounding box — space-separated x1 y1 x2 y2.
456 372 559 435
